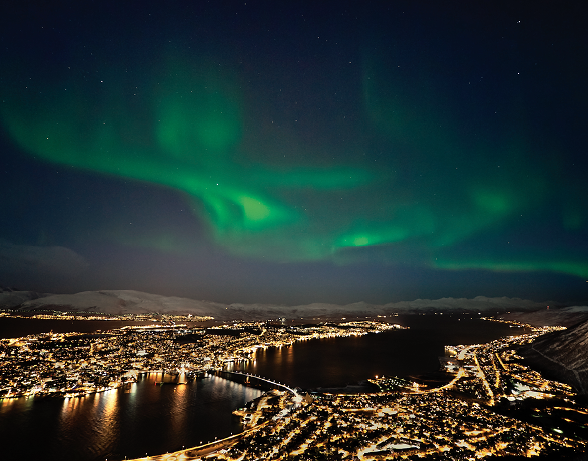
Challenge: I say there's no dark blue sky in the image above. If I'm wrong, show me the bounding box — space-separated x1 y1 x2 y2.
1 1 587 304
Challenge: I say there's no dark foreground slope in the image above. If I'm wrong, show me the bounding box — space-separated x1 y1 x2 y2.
520 319 588 394
501 305 588 327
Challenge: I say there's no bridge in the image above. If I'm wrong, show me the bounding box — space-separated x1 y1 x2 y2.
211 370 298 396
131 371 298 460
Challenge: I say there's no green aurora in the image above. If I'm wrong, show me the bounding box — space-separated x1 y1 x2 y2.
2 53 586 279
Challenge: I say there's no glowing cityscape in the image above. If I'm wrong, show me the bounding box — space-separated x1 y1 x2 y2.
1 315 586 459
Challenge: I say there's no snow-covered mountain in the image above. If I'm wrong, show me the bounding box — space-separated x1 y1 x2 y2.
521 319 588 394
0 287 45 309
1 289 558 321
500 305 588 327
13 290 229 317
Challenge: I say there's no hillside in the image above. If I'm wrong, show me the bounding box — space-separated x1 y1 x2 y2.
0 287 45 309
500 305 588 327
520 319 588 394
14 290 230 318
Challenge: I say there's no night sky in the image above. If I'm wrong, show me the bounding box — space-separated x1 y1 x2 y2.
1 1 587 305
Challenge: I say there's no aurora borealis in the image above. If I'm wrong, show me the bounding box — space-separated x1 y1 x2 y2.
1 1 587 304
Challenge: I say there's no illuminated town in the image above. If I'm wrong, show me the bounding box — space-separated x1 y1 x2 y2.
0 317 403 399
0 315 586 459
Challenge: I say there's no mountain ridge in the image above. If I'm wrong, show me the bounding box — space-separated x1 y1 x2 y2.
0 289 566 321
520 319 588 394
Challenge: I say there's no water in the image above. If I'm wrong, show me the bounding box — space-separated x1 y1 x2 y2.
0 373 262 461
0 318 217 339
0 317 151 338
230 315 529 388
0 314 527 460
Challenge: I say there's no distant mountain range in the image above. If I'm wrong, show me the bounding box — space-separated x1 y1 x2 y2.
520 319 588 395
0 287 566 321
0 288 45 309
3 287 588 394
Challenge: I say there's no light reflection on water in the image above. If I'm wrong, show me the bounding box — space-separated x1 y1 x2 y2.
0 316 524 460
233 316 531 389
57 389 122 458
170 374 189 436
1 374 262 461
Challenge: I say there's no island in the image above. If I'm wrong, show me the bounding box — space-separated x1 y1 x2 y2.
0 315 586 459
